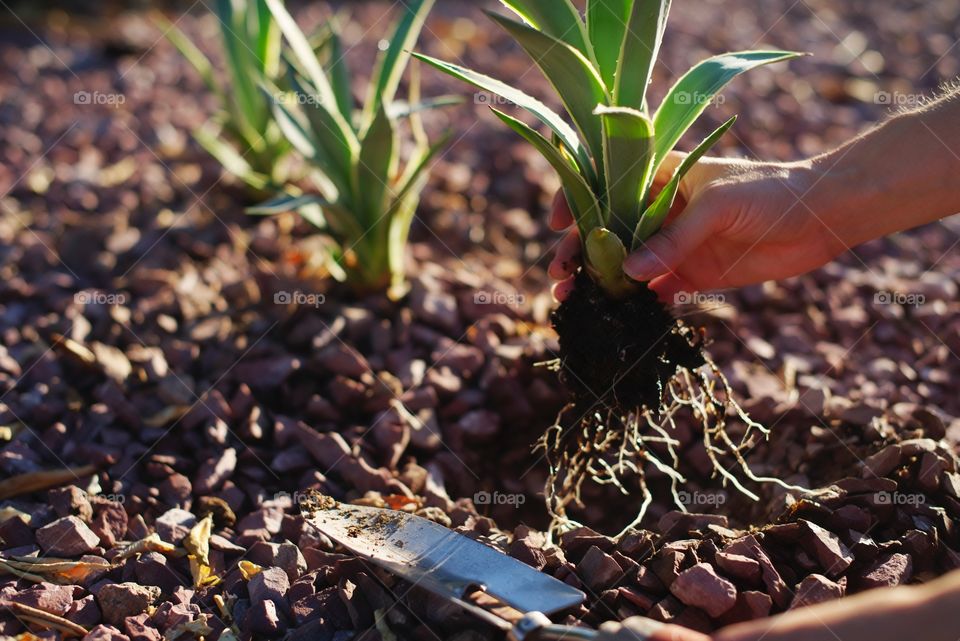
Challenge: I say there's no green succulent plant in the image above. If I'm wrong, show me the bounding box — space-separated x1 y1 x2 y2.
415 0 803 297
158 0 290 192
248 0 458 296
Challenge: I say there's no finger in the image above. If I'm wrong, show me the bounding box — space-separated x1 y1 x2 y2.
552 275 576 302
623 198 718 283
549 190 575 231
548 230 581 280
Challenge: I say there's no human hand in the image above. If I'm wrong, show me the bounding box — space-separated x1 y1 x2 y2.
547 152 843 302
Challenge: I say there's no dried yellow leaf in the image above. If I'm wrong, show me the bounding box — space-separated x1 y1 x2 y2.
238 560 263 580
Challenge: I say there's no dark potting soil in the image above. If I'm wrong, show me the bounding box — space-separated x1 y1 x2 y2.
551 270 704 417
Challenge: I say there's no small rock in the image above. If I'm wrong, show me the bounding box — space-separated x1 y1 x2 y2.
577 545 622 591
83 624 131 641
193 448 237 494
49 486 93 522
858 553 913 589
248 566 290 613
36 515 100 556
97 583 162 627
456 409 500 442
2 582 74 615
669 563 737 617
800 520 853 576
715 551 761 583
154 508 196 543
245 599 287 637
791 574 845 609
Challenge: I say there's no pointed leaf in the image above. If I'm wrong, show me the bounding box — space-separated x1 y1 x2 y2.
216 0 266 131
154 13 219 96
595 105 653 234
357 103 398 222
615 0 671 110
246 193 330 217
387 95 463 120
487 11 609 170
490 108 602 238
194 125 270 190
587 0 632 90
653 50 803 166
498 0 590 55
326 28 353 123
411 52 592 174
253 0 281 77
363 0 434 128
634 115 736 245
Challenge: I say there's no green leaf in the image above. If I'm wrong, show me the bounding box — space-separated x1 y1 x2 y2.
388 130 451 218
615 0 671 110
653 50 803 167
584 227 634 297
387 95 463 120
595 105 654 235
486 11 610 172
363 0 434 129
154 13 220 97
253 0 281 77
411 52 592 175
634 115 736 245
587 0 632 90
246 193 330 217
498 0 590 56
285 73 359 191
325 28 353 124
216 0 266 133
490 108 602 238
194 124 270 190
264 0 345 122
357 103 398 222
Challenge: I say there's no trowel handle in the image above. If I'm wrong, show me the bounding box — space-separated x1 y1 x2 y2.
512 614 664 641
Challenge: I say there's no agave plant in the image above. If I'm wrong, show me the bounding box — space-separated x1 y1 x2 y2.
249 0 456 295
416 1 802 296
158 0 290 193
415 0 805 534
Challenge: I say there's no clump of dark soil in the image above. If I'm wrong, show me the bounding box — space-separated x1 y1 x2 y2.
551 270 704 416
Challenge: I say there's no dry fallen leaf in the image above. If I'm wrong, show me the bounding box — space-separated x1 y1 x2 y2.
0 464 99 501
238 560 263 580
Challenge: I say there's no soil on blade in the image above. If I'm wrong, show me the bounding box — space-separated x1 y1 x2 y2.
552 271 704 416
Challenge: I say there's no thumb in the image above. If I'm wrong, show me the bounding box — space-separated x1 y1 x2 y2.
622 199 718 282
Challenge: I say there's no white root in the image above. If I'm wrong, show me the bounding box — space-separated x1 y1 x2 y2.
541 352 807 540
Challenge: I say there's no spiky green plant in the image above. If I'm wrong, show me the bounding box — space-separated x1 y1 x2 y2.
157 0 290 192
248 0 457 295
415 0 803 298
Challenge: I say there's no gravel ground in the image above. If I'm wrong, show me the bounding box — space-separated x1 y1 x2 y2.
0 0 959 639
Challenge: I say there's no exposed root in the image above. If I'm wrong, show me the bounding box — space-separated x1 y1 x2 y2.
539 352 807 541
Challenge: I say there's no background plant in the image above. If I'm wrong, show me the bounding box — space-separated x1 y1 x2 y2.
249 0 457 296
415 0 803 297
158 0 291 193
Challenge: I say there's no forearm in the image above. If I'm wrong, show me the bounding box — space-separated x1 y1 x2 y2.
810 85 960 250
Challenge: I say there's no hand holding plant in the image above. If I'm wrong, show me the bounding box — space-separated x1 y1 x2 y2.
548 153 839 303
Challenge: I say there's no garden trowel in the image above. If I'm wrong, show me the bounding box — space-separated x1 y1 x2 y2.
302 496 663 641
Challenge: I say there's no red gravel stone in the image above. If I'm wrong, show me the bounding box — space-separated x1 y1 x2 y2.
669 563 737 617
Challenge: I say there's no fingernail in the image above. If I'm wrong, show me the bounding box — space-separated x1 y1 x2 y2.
623 251 658 280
